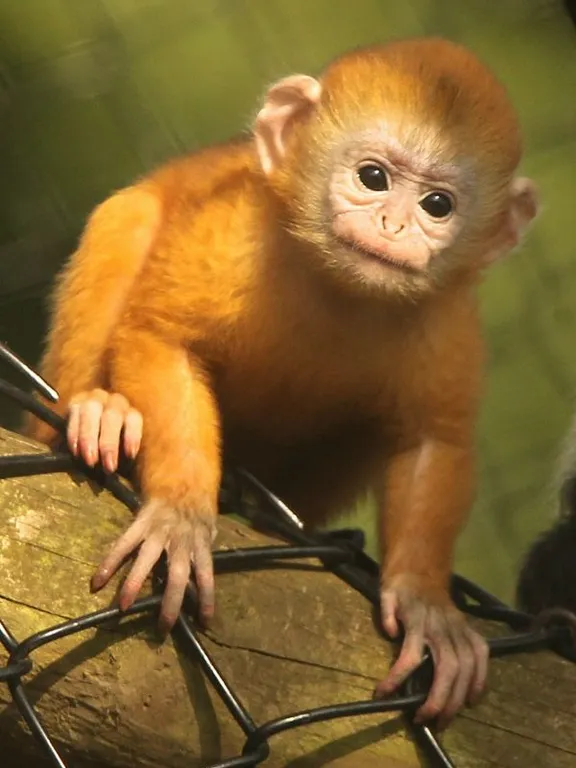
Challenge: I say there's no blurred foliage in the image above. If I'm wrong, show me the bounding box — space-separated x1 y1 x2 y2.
1 0 576 602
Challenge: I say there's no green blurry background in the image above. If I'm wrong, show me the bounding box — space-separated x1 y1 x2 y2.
1 0 576 604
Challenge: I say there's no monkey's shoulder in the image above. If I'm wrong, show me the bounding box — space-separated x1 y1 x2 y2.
141 139 270 273
147 138 261 211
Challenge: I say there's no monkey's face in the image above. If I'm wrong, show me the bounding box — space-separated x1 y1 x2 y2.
324 128 469 294
254 54 537 299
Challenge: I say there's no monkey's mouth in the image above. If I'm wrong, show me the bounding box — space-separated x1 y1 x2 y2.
335 236 421 275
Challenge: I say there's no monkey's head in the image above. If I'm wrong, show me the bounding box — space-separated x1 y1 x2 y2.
254 38 539 297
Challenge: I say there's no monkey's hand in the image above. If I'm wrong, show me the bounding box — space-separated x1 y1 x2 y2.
375 576 488 729
91 499 216 632
67 388 143 472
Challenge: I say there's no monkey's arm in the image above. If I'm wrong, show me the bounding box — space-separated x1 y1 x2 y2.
92 323 221 630
26 186 161 461
376 439 487 726
375 305 488 728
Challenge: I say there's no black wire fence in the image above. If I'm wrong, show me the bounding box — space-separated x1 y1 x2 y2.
1 0 576 610
0 340 574 768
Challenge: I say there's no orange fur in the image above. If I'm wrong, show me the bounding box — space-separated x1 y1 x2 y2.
29 186 161 444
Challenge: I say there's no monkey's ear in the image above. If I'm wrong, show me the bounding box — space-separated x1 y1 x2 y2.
483 177 539 263
254 75 322 176
508 177 540 241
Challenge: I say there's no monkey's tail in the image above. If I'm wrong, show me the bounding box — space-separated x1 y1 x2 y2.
516 475 576 614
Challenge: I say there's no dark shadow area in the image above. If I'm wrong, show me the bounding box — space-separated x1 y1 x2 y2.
0 613 160 766
0 291 51 431
283 716 411 768
173 630 226 764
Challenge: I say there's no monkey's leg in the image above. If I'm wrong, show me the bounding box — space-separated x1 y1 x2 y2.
92 327 222 630
375 440 488 728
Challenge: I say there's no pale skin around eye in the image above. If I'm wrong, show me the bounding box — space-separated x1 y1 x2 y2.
328 137 465 272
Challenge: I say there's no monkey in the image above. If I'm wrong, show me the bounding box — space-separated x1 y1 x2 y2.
28 38 539 727
517 413 576 616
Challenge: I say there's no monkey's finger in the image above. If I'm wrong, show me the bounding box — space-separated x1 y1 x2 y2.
118 535 165 612
431 634 476 730
380 589 400 639
77 399 105 467
66 404 81 456
158 548 191 634
91 517 149 591
99 397 130 473
414 639 459 725
466 631 489 705
374 627 424 697
69 388 109 463
192 527 215 625
123 407 143 460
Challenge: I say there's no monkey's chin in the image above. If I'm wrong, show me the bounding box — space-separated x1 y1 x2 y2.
332 237 431 297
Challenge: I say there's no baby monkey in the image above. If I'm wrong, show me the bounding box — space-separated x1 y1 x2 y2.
29 38 538 727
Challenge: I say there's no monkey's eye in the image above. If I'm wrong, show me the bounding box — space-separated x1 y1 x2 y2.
357 164 389 192
419 191 453 219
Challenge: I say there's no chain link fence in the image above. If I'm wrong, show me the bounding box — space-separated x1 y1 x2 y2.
1 341 575 767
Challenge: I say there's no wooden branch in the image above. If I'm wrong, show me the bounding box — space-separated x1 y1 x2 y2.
0 426 575 767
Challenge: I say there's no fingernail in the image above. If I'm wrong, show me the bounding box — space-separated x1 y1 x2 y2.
103 453 116 473
90 575 104 592
202 603 215 620
90 569 109 591
70 440 78 456
158 617 175 636
373 684 389 699
85 445 97 466
383 622 397 638
126 441 139 460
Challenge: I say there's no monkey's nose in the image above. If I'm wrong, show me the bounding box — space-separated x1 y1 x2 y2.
382 216 405 236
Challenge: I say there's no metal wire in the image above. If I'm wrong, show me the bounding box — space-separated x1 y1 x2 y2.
0 341 59 402
1 347 575 767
